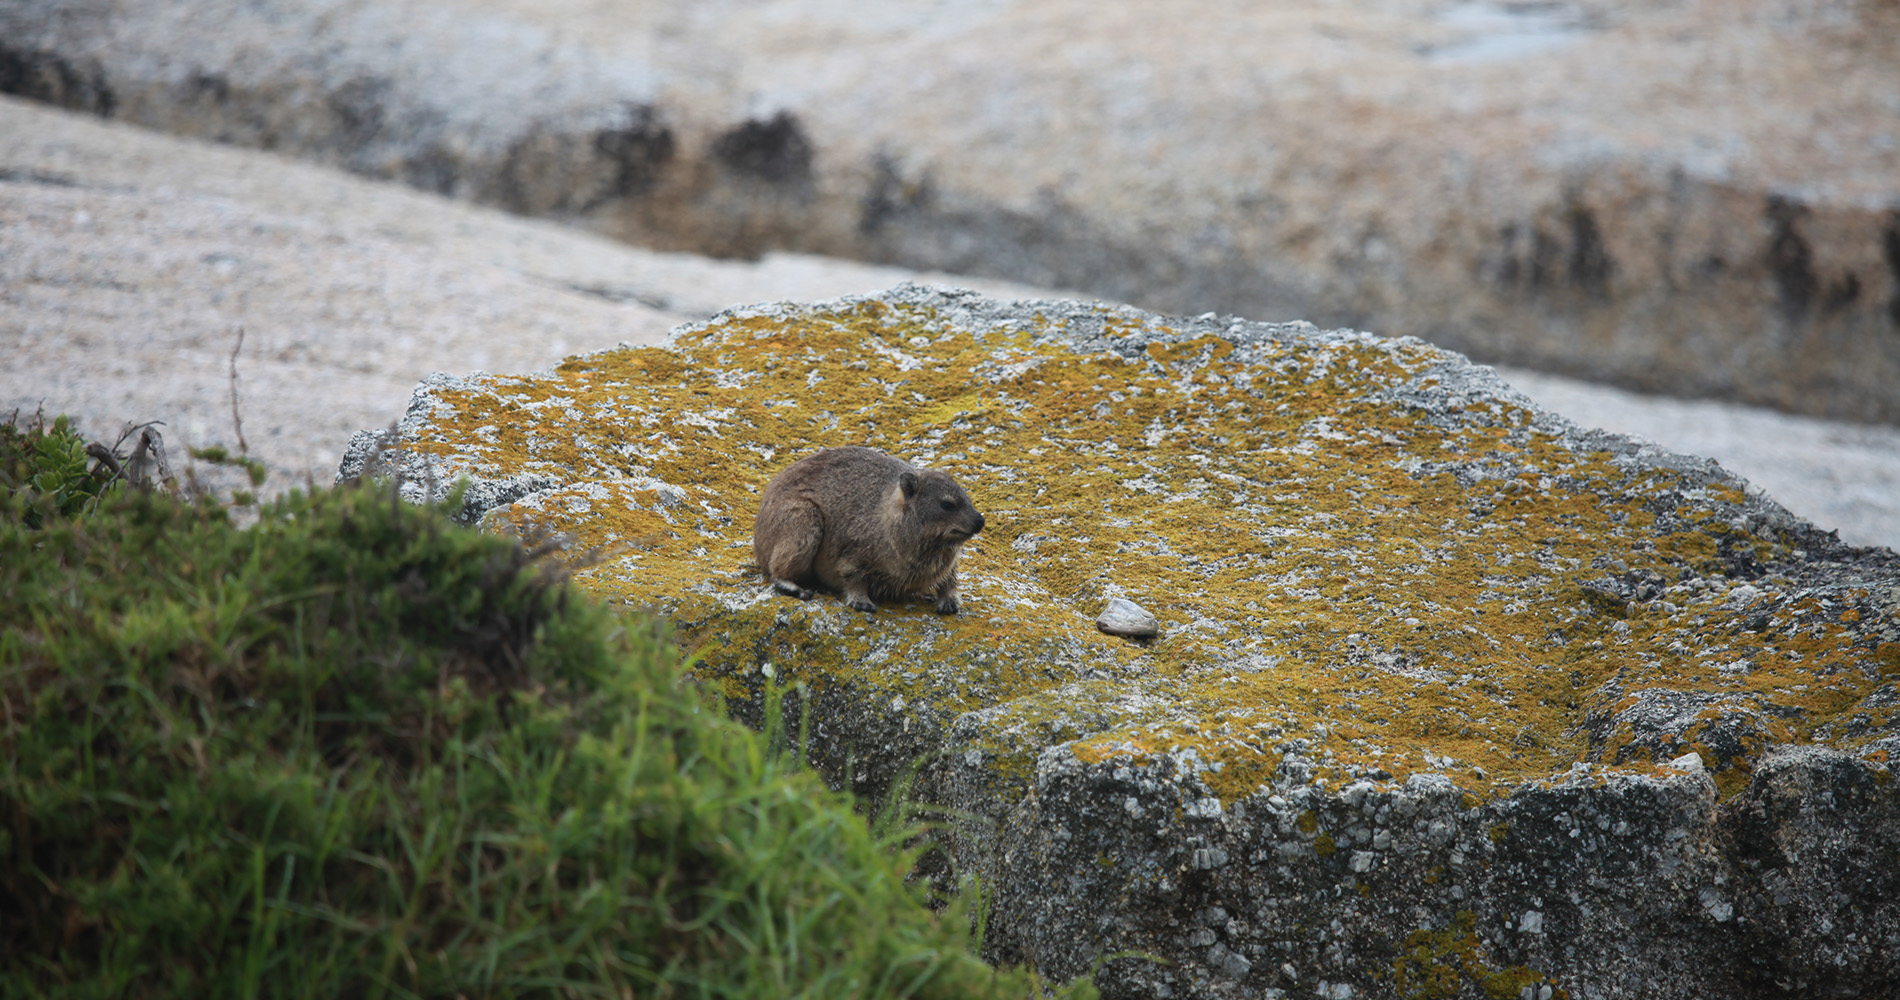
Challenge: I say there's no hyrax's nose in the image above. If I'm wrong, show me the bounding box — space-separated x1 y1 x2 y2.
972 511 986 534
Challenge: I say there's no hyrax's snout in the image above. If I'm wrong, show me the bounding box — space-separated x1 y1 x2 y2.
932 494 984 540
944 517 983 541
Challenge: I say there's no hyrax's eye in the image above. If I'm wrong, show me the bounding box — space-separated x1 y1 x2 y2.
940 498 958 512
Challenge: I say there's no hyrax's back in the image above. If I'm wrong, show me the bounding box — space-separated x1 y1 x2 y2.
755 446 906 557
760 446 910 512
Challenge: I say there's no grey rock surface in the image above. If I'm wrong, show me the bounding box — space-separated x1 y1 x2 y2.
1000 743 1900 999
0 95 1053 496
4 0 1897 422
340 284 1900 999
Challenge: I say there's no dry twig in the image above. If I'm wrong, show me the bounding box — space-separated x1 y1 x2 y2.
228 326 248 455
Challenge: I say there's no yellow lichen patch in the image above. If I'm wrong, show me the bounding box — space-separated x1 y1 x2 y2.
1391 911 1564 1000
389 297 1895 804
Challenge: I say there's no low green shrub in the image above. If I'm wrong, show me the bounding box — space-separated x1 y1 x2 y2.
0 413 123 525
0 437 1056 998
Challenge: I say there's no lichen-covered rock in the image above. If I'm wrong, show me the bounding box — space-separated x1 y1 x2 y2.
341 286 1900 998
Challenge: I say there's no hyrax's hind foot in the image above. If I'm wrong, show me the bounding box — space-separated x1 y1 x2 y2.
772 579 814 601
844 592 878 613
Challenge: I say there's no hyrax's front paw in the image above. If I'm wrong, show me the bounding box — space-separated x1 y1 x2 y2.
845 594 878 613
934 595 960 615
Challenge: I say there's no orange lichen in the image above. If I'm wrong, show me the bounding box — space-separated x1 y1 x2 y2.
387 297 1895 803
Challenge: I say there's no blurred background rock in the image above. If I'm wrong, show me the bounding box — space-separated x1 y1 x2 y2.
3 0 1896 546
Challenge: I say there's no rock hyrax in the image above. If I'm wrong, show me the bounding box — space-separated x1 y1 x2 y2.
753 446 985 614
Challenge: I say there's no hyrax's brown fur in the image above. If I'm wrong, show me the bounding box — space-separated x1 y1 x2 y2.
753 446 985 614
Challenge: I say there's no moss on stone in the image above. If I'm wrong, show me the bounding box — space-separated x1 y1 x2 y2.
379 292 1897 808
1392 911 1564 1000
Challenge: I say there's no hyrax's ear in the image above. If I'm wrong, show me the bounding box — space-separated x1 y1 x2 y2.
900 471 919 499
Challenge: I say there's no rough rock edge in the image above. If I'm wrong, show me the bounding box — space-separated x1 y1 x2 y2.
337 370 570 523
969 728 1898 999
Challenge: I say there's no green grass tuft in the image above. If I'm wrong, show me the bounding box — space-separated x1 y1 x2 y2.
0 419 1065 999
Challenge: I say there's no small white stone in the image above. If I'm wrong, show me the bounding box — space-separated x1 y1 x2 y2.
1097 597 1160 638
1519 910 1543 934
1665 752 1706 773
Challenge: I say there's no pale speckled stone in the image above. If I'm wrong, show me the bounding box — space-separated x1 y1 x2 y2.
0 95 1050 501
1666 751 1708 774
5 0 1897 421
1097 598 1159 639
